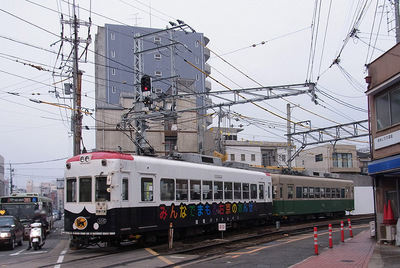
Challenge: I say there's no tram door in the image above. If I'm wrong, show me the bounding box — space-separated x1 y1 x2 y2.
285 184 294 213
120 173 131 229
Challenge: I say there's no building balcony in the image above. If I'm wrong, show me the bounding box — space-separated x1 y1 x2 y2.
204 63 211 75
204 48 211 62
205 80 212 92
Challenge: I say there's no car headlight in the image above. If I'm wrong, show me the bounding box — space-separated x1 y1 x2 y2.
0 232 11 238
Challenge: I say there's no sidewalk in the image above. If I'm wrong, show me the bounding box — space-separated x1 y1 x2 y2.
292 230 375 268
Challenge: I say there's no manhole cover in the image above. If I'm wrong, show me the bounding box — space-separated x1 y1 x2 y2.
341 260 354 262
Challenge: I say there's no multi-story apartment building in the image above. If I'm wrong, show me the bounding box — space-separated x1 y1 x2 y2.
95 25 212 154
296 144 360 174
366 42 400 241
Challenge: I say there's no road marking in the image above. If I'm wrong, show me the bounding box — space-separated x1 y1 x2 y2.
54 248 68 268
145 247 181 268
10 249 25 256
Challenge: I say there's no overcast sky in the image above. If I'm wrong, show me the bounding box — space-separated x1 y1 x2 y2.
0 0 397 188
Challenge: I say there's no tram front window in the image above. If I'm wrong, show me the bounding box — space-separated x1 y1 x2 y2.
79 177 92 202
96 176 110 201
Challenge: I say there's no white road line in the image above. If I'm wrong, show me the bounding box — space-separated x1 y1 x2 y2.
54 248 68 268
10 249 25 256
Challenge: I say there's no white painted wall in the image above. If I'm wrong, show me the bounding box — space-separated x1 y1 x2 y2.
352 186 374 215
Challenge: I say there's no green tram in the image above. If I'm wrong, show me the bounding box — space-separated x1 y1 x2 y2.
271 174 354 220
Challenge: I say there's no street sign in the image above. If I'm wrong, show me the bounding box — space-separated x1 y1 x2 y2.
218 223 226 231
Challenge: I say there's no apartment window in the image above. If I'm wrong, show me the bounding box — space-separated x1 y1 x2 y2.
251 154 256 161
195 57 199 64
110 33 115 40
315 154 323 162
154 36 161 44
230 154 235 161
241 154 246 161
111 68 116 75
155 88 162 94
154 54 161 61
155 71 162 78
111 50 116 58
195 41 199 47
196 74 199 81
332 153 353 168
111 86 116 94
165 136 177 152
376 87 400 130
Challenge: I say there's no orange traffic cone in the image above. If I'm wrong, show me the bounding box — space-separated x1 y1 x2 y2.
387 200 396 225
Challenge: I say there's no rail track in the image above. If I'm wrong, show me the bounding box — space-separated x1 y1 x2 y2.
152 214 374 256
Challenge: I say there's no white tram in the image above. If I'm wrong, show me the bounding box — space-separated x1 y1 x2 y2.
64 152 273 248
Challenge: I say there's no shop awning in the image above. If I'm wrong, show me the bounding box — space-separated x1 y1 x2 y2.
368 154 400 175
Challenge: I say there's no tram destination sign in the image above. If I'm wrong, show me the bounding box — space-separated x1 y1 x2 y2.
0 197 38 203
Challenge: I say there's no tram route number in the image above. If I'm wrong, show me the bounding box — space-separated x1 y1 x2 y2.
218 223 226 231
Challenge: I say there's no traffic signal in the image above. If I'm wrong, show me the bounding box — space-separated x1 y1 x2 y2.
141 75 151 93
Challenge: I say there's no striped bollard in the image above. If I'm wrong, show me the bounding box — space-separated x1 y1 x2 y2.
348 218 353 238
328 224 333 248
341 221 344 243
314 227 318 255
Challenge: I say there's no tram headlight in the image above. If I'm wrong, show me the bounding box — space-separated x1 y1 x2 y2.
0 232 11 238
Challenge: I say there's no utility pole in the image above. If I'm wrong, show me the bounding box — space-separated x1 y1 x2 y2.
287 103 292 169
396 0 400 43
9 164 14 194
72 0 82 156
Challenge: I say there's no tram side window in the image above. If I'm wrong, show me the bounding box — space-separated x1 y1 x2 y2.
234 183 242 199
341 188 345 199
243 183 250 199
320 188 325 198
79 177 92 202
326 188 331 198
336 188 341 198
224 182 233 200
190 180 201 201
95 177 110 201
250 184 257 199
259 184 264 199
287 185 293 199
272 185 277 199
122 178 129 201
66 178 77 202
296 187 302 199
141 178 153 201
309 187 314 198
160 179 174 201
315 187 320 198
267 185 271 199
203 180 213 200
214 181 223 200
176 179 188 201
302 187 308 199
279 185 283 199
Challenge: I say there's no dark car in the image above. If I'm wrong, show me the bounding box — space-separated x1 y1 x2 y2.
53 209 62 221
0 216 24 250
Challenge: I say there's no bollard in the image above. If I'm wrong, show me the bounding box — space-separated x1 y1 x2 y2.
328 224 333 248
276 221 280 230
348 218 353 238
314 227 318 255
168 222 174 249
341 221 344 243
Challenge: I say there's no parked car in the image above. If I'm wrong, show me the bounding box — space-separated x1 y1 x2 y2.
0 216 24 250
53 209 62 221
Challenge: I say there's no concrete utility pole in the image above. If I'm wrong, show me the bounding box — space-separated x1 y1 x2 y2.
287 104 292 169
9 164 14 194
396 0 400 43
72 0 82 156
